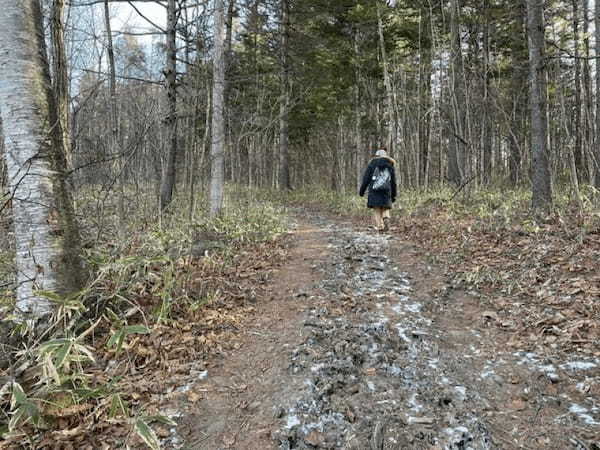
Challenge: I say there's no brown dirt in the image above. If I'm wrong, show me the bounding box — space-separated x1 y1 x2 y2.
179 213 600 450
179 221 332 450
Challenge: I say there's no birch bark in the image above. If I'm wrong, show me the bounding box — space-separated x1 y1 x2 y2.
0 0 84 319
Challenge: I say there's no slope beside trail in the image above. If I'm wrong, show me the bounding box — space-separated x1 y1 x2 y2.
179 212 600 450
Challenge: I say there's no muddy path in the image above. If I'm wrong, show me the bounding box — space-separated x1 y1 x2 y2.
181 212 600 450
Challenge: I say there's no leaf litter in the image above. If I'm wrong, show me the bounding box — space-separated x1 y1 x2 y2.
3 196 600 449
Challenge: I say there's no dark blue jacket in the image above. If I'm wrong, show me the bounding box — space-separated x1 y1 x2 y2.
359 157 397 208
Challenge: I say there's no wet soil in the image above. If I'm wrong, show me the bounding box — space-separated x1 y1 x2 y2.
181 212 600 450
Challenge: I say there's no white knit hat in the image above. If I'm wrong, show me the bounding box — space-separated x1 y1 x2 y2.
375 149 387 157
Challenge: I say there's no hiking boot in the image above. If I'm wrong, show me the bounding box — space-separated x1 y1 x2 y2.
382 217 390 232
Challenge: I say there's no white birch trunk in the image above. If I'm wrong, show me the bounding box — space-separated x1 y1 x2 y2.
209 0 226 216
0 0 84 319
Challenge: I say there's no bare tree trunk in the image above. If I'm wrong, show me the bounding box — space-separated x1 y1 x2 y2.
224 0 235 187
595 0 600 188
572 0 584 182
448 0 464 185
509 0 527 186
210 0 226 216
226 0 235 58
50 0 71 169
103 0 117 145
160 0 178 211
102 0 127 225
332 118 342 192
0 0 84 320
582 0 594 184
418 6 432 187
279 0 291 190
376 0 396 157
354 32 363 190
482 0 492 185
527 0 552 209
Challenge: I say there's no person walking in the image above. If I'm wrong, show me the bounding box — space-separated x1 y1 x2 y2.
359 148 397 232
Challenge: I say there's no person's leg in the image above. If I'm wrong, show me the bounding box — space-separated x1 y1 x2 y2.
372 207 384 230
382 208 391 231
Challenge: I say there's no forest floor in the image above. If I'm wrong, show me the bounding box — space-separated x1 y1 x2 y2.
177 209 600 450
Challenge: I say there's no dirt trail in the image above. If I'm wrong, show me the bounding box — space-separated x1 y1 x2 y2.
181 212 600 450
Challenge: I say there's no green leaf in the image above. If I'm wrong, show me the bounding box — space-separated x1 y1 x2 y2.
124 325 151 335
10 383 27 407
38 338 70 355
9 384 41 431
44 355 61 385
72 343 96 363
134 417 161 450
145 415 176 427
109 393 128 418
107 328 124 349
8 406 25 431
34 290 63 302
54 340 74 369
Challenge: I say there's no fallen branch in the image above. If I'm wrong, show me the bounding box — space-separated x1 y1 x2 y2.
448 170 480 202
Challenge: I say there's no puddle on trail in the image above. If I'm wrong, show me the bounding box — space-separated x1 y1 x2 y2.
275 219 492 449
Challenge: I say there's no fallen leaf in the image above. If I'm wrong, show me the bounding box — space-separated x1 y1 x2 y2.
304 431 326 446
509 399 527 411
222 434 236 447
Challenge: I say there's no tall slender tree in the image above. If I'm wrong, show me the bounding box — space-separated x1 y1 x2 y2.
103 0 118 146
572 0 583 181
376 0 396 156
448 0 464 185
481 0 493 185
527 0 552 208
210 0 226 216
160 0 179 211
0 0 84 319
417 5 432 187
595 0 600 188
279 0 291 190
50 0 71 168
509 0 528 186
582 0 593 183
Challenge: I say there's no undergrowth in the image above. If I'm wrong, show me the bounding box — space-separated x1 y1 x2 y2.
2 181 599 447
253 182 600 234
0 186 288 448
254 182 600 360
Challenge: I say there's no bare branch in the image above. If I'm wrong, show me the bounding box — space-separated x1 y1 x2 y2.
126 0 167 33
78 68 163 85
69 0 166 7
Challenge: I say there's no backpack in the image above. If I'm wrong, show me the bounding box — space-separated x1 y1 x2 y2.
371 166 391 191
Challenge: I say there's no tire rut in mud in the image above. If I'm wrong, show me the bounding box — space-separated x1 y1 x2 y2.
274 220 492 450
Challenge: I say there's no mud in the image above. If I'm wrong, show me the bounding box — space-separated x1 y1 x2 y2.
274 220 492 450
182 213 599 450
